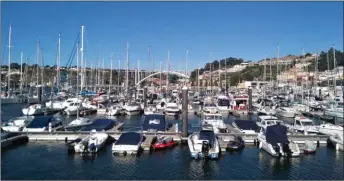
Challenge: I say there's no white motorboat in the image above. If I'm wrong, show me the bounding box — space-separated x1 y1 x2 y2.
257 106 276 116
144 105 158 115
202 102 218 115
232 120 259 134
62 98 82 108
2 116 33 132
216 95 231 114
164 102 180 116
112 132 143 155
45 98 65 110
257 124 301 157
290 116 319 134
124 102 142 116
93 95 109 104
74 130 109 153
64 117 93 131
256 116 283 130
22 116 63 132
106 105 123 116
329 133 344 151
64 102 85 116
276 107 296 118
318 123 343 136
201 113 227 133
187 124 220 159
22 104 46 116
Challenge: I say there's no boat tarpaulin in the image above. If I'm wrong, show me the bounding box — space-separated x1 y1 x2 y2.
266 124 289 146
81 119 115 131
198 130 216 147
115 132 142 145
26 116 54 128
234 120 259 132
142 114 166 132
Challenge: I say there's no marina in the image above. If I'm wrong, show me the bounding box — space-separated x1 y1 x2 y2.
1 1 344 180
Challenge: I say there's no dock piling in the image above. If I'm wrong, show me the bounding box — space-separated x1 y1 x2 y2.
143 86 147 109
182 86 188 138
248 87 252 114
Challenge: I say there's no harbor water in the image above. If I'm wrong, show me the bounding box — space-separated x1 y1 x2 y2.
1 104 344 180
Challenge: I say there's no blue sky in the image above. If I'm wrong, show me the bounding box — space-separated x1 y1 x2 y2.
1 1 343 70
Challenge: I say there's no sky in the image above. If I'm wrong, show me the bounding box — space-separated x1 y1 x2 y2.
1 1 343 71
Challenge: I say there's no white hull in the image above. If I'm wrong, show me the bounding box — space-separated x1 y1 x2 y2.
22 107 44 116
258 135 300 157
276 110 295 118
187 133 220 159
74 133 108 153
112 145 140 155
329 135 344 151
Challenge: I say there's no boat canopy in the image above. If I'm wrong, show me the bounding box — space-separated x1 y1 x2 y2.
25 116 55 128
234 120 259 132
81 119 115 131
266 124 289 146
142 114 167 132
115 132 142 145
198 130 216 147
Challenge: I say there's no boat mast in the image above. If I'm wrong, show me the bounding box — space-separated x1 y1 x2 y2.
126 42 129 94
7 24 12 96
138 59 140 86
76 41 79 118
327 49 330 89
263 53 267 98
80 25 84 91
333 45 336 93
160 61 162 92
57 33 61 93
197 64 200 93
185 48 188 86
109 52 113 94
277 45 279 94
118 58 120 96
225 58 227 94
20 52 23 95
166 48 170 94
36 40 40 95
210 52 212 95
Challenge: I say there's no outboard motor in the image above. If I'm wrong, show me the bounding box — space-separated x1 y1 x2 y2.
89 143 96 153
282 143 292 157
83 142 89 153
161 102 165 108
274 145 281 157
202 141 210 157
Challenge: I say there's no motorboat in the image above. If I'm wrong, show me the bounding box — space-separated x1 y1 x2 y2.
318 123 343 136
144 104 158 115
256 116 283 130
304 140 317 154
64 102 85 116
123 102 142 116
62 97 82 108
290 116 319 134
22 104 47 116
74 129 109 153
45 98 65 110
22 116 63 132
112 132 144 155
216 95 231 114
257 107 276 116
164 102 181 116
276 107 296 118
80 118 116 132
328 133 344 151
187 124 220 159
202 102 218 115
257 124 301 157
201 113 227 133
227 136 245 151
93 95 109 104
1 116 33 132
153 136 177 150
232 120 259 134
172 89 179 98
324 106 344 120
64 117 93 131
142 114 168 132
106 105 123 116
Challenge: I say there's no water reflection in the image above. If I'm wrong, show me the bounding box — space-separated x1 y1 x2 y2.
258 151 293 176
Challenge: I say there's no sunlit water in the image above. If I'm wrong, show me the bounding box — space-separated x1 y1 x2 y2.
1 104 343 180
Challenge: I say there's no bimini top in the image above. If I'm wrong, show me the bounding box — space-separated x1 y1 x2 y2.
81 119 115 131
142 114 167 132
25 116 55 128
266 124 289 146
198 129 216 147
115 132 142 145
234 120 259 132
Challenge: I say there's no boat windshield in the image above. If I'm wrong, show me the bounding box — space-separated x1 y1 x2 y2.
218 99 229 106
302 121 313 126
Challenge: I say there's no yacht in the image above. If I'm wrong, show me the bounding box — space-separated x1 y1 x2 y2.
22 104 48 116
216 95 231 114
22 116 63 132
256 116 283 130
164 102 181 116
318 123 343 136
64 117 93 131
257 124 301 157
45 97 65 110
123 102 142 116
2 116 33 132
328 133 344 151
276 107 296 118
64 102 85 116
112 132 144 155
324 105 344 120
201 113 227 133
74 130 109 153
290 116 319 134
202 102 218 115
187 124 220 159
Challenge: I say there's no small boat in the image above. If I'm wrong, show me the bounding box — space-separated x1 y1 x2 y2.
216 95 231 114
2 116 33 132
164 102 181 116
106 105 123 116
142 114 168 132
291 116 319 135
74 129 109 153
276 107 296 118
256 116 283 130
124 102 142 116
22 104 46 116
232 120 260 134
318 123 343 136
328 133 344 151
64 102 85 116
187 124 220 159
64 117 93 131
227 136 245 151
153 136 177 150
22 116 63 132
112 132 144 155
201 113 227 133
202 103 218 115
304 140 317 154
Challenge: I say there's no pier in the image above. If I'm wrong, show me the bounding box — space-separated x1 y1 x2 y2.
1 134 29 149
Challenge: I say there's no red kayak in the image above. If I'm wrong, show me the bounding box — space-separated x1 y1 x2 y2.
153 136 177 150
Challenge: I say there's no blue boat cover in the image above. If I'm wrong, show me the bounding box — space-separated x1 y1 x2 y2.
198 130 216 147
26 116 54 128
234 120 259 132
142 114 166 132
115 132 142 145
266 124 289 146
81 119 115 131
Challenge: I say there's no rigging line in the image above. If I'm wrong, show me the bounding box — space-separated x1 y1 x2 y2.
66 32 80 68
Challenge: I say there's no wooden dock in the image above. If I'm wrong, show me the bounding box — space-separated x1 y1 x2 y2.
141 135 156 151
1 135 28 149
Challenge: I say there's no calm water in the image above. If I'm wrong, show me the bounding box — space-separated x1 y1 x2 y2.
1 104 344 180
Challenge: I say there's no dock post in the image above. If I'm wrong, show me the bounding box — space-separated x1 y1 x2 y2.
37 87 42 103
248 87 252 114
143 86 147 109
134 88 137 100
319 88 321 97
182 86 188 138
